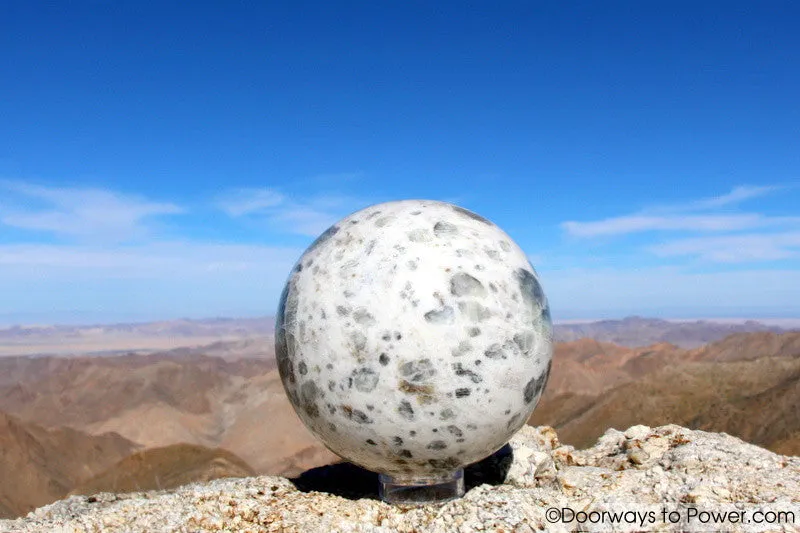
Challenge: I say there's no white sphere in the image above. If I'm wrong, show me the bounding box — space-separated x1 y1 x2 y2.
275 200 552 479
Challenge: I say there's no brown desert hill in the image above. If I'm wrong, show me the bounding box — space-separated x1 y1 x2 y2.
531 331 800 455
70 444 255 496
0 352 334 480
0 411 138 518
0 353 275 447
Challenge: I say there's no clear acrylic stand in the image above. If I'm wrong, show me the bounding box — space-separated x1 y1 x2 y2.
379 469 465 504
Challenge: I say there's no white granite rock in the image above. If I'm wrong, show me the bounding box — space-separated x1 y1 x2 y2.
4 425 798 533
274 200 553 479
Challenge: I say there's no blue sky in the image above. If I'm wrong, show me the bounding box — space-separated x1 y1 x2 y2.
1 1 799 324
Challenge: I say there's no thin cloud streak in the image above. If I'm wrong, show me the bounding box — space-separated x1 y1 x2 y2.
0 180 183 242
649 231 800 262
217 187 366 237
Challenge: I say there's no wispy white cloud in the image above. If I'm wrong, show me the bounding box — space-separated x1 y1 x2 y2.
681 185 778 211
217 188 285 217
649 231 800 262
561 214 782 237
0 180 183 242
562 185 787 238
559 184 800 264
217 187 365 236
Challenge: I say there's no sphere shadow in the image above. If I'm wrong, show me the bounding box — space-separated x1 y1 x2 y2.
288 443 514 501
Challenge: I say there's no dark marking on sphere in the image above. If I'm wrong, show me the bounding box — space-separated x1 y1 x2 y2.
409 430 417 436
398 400 415 420
451 340 471 357
379 353 390 366
352 368 379 392
400 359 436 382
451 205 492 225
499 241 511 252
336 305 350 317
439 408 455 420
429 457 460 469
395 332 402 340
329 423 337 432
427 440 447 450
277 355 295 385
467 327 481 337
366 439 377 446
506 413 521 429
327 404 336 415
515 268 547 311
353 308 376 326
292 262 303 273
452 363 483 383
466 424 477 430
514 332 535 355
450 273 487 297
447 425 463 437
327 381 335 392
432 427 438 432
366 210 382 220
399 380 435 402
455 388 471 398
407 260 418 270
341 405 373 424
484 248 499 260
306 225 339 254
399 449 413 458
424 306 454 324
458 301 492 322
433 221 459 237
393 436 403 446
474 359 482 366
366 404 374 411
298 361 307 375
350 331 367 353
375 215 395 227
326 363 333 370
485 344 505 359
523 361 551 404
542 305 552 323
365 240 377 255
343 290 355 298
300 381 320 417
488 283 498 293
381 332 391 341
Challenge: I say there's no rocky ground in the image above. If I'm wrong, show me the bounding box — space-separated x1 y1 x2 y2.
2 424 798 533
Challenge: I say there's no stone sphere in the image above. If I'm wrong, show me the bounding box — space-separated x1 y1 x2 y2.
275 200 552 480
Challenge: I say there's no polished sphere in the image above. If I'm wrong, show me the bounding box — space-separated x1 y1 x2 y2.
275 200 552 479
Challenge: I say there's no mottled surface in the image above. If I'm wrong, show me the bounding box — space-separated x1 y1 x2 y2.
275 200 553 478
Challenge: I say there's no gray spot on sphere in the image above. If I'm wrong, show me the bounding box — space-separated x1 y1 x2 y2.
353 308 376 326
375 216 395 227
352 368 379 392
398 400 415 420
515 268 547 311
513 332 535 354
350 331 367 352
427 440 448 450
451 205 493 225
484 344 505 359
450 273 487 298
399 359 436 382
433 221 459 237
523 361 552 404
306 225 339 254
424 306 455 324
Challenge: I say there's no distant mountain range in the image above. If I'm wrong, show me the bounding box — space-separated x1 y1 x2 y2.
1 315 796 357
553 315 794 348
